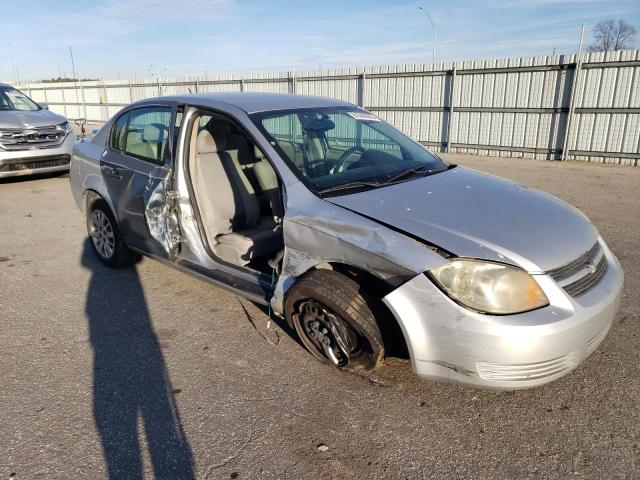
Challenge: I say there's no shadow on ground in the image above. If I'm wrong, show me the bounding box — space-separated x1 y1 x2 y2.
0 171 68 185
81 241 194 479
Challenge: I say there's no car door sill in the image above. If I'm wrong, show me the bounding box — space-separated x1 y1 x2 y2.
129 248 271 306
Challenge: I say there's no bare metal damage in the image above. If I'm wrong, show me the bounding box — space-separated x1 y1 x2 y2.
143 179 182 259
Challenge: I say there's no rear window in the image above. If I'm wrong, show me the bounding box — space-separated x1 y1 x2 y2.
110 107 172 164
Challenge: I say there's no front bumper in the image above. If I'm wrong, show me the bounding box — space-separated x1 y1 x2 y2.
383 240 624 390
0 133 75 178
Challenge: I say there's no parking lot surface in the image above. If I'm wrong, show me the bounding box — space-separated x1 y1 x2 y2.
1 155 639 479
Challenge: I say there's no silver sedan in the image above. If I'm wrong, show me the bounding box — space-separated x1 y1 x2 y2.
69 92 623 390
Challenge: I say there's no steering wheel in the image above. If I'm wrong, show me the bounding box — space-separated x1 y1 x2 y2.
334 146 367 173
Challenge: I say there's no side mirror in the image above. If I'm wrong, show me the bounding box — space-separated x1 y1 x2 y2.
39 103 49 110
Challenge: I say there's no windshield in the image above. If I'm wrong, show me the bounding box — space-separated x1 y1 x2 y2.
0 86 40 112
251 107 448 194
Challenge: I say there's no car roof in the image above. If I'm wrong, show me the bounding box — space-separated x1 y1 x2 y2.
134 92 355 114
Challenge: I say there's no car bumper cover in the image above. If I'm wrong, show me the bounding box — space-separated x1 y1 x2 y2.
0 133 75 178
383 241 624 390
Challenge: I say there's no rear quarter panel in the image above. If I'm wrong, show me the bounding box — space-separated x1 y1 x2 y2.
69 138 113 215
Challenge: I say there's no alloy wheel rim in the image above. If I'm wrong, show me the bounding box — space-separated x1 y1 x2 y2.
90 210 115 259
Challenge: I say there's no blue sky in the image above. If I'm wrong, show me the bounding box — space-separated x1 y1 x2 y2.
2 0 639 82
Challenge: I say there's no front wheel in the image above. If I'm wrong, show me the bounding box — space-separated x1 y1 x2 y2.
285 269 384 370
87 199 138 268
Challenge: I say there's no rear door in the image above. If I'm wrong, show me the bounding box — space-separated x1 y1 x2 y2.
101 105 180 258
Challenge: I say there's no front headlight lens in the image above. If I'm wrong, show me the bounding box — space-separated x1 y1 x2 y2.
57 121 72 134
428 259 549 314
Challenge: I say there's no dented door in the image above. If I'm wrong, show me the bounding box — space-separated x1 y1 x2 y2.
144 176 182 258
100 104 181 259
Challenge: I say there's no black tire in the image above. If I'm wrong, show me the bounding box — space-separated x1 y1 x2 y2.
87 199 138 268
285 269 384 370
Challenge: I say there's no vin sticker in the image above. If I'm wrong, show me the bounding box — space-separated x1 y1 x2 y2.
346 111 380 121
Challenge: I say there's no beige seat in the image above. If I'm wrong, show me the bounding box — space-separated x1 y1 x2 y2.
226 134 282 218
126 124 167 162
190 121 282 266
252 145 282 218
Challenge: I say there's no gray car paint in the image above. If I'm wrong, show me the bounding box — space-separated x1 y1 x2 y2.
328 167 598 272
69 92 623 389
0 109 67 129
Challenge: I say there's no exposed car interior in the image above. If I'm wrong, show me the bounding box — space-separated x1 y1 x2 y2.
126 124 168 163
188 113 284 272
255 108 447 193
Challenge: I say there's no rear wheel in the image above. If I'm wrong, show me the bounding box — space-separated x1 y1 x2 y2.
87 199 138 268
285 269 384 370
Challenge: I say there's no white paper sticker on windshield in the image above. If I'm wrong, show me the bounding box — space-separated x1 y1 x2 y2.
347 111 380 121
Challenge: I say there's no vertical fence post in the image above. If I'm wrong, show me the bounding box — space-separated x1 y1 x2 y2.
128 81 134 104
240 78 245 92
561 60 581 161
60 85 67 118
289 71 296 94
80 82 87 122
445 67 457 152
194 79 199 93
157 77 162 96
102 82 110 122
42 85 48 108
358 70 366 107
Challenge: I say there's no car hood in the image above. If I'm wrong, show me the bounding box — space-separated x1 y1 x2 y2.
0 110 67 129
327 167 598 272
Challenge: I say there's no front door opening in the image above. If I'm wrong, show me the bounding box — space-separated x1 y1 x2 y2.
186 112 284 274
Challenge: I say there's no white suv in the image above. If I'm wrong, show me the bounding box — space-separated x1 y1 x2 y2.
0 83 75 178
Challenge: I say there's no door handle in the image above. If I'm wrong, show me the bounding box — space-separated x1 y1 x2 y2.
103 165 123 180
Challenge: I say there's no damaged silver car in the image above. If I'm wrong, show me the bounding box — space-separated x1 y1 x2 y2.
69 93 623 390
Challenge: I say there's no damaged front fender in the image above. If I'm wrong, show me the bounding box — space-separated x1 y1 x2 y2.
270 182 449 316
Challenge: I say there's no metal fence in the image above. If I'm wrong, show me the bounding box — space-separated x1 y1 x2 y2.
18 49 640 166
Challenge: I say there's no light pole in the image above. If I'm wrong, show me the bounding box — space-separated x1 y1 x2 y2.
578 23 586 59
8 42 19 83
418 6 437 63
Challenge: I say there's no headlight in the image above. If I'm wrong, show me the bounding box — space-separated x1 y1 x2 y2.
427 259 549 314
57 121 72 135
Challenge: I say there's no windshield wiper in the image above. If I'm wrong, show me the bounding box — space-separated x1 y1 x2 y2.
380 163 458 186
318 180 382 195
319 163 458 195
379 165 432 185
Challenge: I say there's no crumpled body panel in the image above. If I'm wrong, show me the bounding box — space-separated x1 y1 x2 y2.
270 181 448 315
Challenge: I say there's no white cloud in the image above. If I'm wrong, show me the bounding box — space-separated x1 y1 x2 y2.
102 0 237 20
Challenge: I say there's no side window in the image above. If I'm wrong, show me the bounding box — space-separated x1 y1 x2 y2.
123 107 172 164
110 112 128 151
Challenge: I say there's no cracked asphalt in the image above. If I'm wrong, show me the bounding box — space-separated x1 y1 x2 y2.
1 155 639 479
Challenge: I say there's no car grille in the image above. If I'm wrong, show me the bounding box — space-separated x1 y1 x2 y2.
563 254 608 297
0 154 70 172
0 125 66 151
476 353 578 382
547 242 600 281
547 241 608 297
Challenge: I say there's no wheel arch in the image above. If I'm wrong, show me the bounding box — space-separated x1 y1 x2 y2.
284 261 410 359
83 188 116 220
